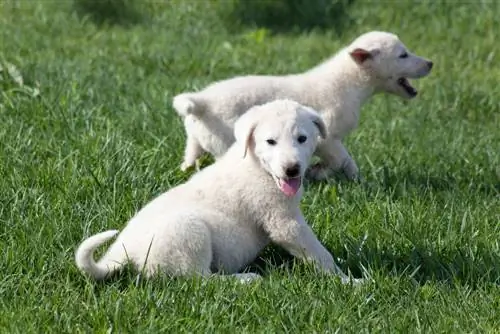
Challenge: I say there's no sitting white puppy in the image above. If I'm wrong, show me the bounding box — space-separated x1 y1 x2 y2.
76 100 361 284
173 31 433 180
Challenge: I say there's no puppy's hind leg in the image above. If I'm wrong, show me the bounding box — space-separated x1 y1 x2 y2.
180 133 205 172
139 216 215 279
307 139 359 181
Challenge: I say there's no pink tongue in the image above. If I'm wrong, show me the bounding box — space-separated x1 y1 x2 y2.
280 178 301 196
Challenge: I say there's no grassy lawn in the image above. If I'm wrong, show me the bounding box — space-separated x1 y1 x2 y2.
1 0 499 332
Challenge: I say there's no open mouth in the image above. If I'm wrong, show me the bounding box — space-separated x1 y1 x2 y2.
398 78 417 97
272 175 302 197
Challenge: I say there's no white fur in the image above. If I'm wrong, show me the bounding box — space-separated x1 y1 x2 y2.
75 100 361 284
173 31 433 179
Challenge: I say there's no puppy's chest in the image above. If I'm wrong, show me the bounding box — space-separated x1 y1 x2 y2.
249 196 297 227
206 168 296 223
217 193 293 231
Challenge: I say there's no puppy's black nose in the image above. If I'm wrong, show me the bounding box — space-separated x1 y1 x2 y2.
285 163 301 178
427 61 433 70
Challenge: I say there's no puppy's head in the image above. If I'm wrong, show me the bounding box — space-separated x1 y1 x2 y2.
348 31 433 99
234 99 326 197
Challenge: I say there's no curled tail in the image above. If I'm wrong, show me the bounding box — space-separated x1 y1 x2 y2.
172 93 207 117
75 230 124 281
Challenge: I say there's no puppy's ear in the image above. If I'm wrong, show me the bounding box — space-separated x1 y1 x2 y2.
302 107 327 139
234 107 260 158
350 48 378 64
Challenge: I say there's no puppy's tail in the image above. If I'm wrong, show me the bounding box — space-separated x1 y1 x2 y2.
75 230 124 281
173 93 207 117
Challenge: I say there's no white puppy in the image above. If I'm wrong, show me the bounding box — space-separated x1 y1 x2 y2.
173 31 433 180
76 100 361 284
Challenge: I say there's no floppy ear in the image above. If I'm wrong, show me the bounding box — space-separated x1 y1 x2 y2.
302 107 327 139
350 48 377 64
234 107 260 158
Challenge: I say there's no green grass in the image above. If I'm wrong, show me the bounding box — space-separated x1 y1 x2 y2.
1 0 499 332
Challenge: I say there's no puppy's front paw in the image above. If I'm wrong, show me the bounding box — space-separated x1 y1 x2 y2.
342 158 359 181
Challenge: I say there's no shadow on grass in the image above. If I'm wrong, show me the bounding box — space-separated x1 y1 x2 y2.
220 0 356 34
73 0 144 26
364 167 500 199
357 243 500 287
247 242 499 287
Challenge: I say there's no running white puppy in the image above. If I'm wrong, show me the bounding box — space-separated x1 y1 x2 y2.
173 31 433 180
76 100 361 284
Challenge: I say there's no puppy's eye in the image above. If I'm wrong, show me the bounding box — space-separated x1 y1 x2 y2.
266 139 277 145
297 135 307 143
399 52 408 59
